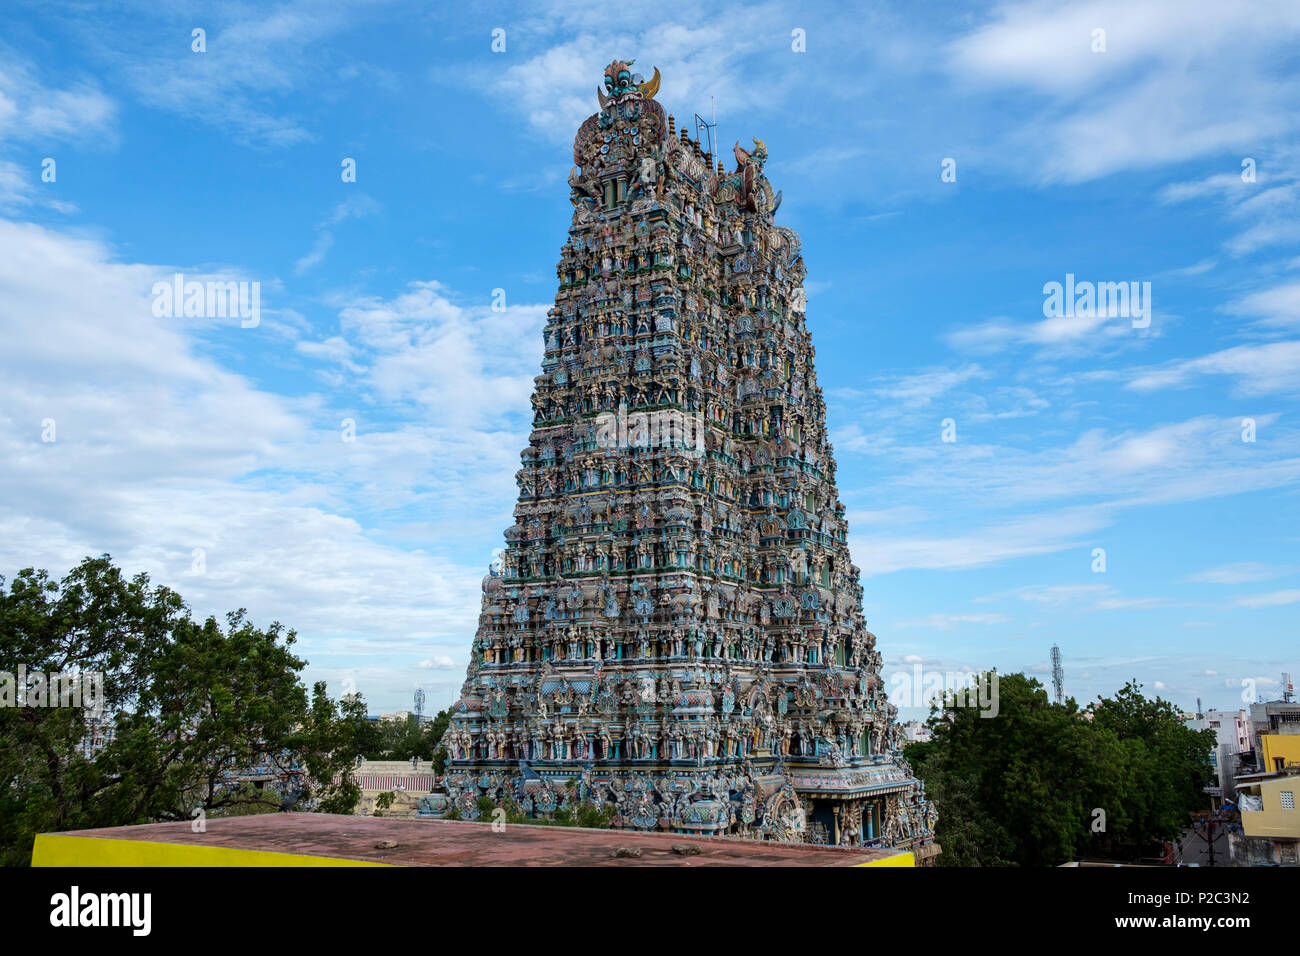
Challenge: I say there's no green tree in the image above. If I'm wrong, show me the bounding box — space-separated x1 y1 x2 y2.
906 673 1215 867
356 706 450 767
908 673 1092 866
427 707 451 773
0 556 370 866
292 681 373 815
1088 680 1215 856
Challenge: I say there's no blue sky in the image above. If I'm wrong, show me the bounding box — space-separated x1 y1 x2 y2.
2 0 1297 718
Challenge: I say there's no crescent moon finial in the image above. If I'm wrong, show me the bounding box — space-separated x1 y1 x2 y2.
638 66 661 99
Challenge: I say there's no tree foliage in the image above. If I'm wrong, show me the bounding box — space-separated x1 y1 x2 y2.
0 556 372 866
356 708 450 770
905 673 1215 866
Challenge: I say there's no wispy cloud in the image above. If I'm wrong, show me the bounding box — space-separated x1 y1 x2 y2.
894 612 1009 630
0 217 550 707
294 194 381 274
1228 281 1300 332
1236 590 1300 608
1125 342 1300 396
0 52 116 145
83 0 398 148
945 0 1300 183
1188 562 1295 585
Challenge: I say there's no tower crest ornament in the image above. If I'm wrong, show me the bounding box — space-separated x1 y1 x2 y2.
430 62 935 854
598 59 660 107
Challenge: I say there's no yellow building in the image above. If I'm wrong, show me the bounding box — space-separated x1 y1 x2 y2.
1259 734 1300 774
1233 772 1299 866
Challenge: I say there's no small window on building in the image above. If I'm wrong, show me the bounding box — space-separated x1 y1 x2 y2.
1282 791 1295 810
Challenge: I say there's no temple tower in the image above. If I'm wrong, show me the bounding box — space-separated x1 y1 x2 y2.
429 61 935 851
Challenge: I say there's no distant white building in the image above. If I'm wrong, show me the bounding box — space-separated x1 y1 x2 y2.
1185 708 1251 754
79 715 115 759
1184 708 1252 797
902 721 932 744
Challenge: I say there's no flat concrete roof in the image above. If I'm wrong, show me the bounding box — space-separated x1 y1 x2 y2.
34 814 911 867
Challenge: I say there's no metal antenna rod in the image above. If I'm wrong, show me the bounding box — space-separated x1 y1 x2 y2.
695 98 719 165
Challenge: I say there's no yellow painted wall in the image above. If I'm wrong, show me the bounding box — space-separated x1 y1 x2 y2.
1239 777 1300 840
1260 734 1300 773
858 850 914 867
32 833 391 867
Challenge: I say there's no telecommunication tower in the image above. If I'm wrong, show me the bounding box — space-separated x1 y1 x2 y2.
1050 645 1064 705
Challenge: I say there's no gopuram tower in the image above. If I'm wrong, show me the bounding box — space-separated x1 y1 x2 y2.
429 61 936 853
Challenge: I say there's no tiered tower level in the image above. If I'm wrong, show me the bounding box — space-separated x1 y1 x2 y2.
431 61 936 851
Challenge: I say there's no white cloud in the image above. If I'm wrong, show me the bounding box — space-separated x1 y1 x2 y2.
0 160 33 209
1157 166 1300 258
1158 173 1249 206
1125 342 1300 396
858 414 1296 510
894 612 1009 630
993 584 1111 606
1236 590 1300 608
459 5 793 144
84 1 396 148
850 507 1107 575
976 583 1174 613
325 280 546 427
946 0 1300 183
0 217 555 711
0 57 116 145
880 365 990 406
1188 563 1293 585
1228 281 1300 331
1093 596 1176 611
946 308 1153 358
294 233 335 275
0 54 112 215
839 408 1300 579
294 194 381 275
